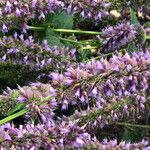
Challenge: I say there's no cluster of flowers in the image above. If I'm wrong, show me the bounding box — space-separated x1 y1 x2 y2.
0 121 149 149
0 82 56 118
101 22 137 52
0 34 76 74
0 0 150 149
0 50 150 148
0 120 92 149
1 50 148 125
0 0 64 32
64 0 111 21
71 95 149 130
50 51 150 109
17 83 57 123
0 0 111 33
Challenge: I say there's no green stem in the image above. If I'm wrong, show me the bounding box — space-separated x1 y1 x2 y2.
116 122 150 129
28 26 102 35
28 26 45 31
80 39 95 43
80 46 98 50
53 29 102 35
0 95 53 125
59 37 88 45
145 36 150 40
28 26 150 39
0 109 28 125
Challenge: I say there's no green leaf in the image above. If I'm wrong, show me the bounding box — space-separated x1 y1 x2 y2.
127 8 138 53
127 41 137 54
79 49 91 61
122 128 144 142
46 11 73 29
45 29 64 47
46 29 57 37
130 8 138 27
47 35 64 47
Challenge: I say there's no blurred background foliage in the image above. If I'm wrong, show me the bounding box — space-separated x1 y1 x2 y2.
0 63 39 93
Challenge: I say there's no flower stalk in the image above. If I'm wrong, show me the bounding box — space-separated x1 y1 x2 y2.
28 26 102 35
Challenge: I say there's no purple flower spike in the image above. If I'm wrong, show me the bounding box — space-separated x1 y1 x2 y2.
102 22 136 52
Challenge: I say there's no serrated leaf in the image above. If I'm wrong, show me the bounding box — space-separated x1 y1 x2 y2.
46 29 64 47
46 11 73 29
127 41 137 54
47 35 64 47
46 29 57 37
130 8 138 27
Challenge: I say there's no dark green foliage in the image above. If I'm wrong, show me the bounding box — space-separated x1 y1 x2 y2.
122 128 149 142
46 29 64 47
0 90 19 118
106 0 127 10
127 41 137 54
40 11 74 47
0 63 39 93
127 8 138 53
46 11 73 29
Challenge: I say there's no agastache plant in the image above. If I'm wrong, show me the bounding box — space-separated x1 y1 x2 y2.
64 0 111 21
50 51 150 108
0 0 64 32
0 0 150 149
1 51 148 132
0 34 77 79
17 83 57 123
0 121 150 149
101 22 137 52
